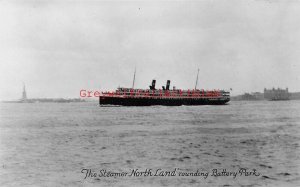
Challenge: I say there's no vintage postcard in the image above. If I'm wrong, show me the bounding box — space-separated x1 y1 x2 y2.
0 0 299 186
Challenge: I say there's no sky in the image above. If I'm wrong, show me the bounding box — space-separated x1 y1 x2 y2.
0 0 300 100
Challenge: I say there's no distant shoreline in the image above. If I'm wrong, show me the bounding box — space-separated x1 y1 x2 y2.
1 98 87 103
2 92 300 103
232 92 300 101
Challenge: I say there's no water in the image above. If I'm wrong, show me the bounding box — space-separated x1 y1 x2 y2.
0 101 299 186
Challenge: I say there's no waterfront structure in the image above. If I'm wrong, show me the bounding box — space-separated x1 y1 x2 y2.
21 84 27 101
264 88 290 101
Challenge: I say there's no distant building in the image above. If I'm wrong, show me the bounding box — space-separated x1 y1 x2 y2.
21 84 27 101
241 93 256 100
239 92 264 100
264 88 290 100
251 92 264 100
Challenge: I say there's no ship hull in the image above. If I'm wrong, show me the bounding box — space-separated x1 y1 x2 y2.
100 96 230 106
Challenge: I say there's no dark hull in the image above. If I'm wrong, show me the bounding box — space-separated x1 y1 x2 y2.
100 96 230 106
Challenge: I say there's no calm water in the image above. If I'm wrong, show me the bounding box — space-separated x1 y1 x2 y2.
0 101 299 186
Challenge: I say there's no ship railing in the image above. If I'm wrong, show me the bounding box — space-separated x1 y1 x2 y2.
101 89 229 99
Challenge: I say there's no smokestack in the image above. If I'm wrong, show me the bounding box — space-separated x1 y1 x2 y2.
149 79 156 90
166 80 170 90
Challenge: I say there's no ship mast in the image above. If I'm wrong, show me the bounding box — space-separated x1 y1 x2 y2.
194 68 199 90
132 67 136 89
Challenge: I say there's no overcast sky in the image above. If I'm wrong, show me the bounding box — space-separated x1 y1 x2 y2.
0 0 300 100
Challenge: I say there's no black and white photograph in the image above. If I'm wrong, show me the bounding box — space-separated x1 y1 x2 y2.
0 0 299 186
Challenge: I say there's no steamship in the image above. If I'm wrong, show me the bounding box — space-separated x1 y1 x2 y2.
99 70 230 106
